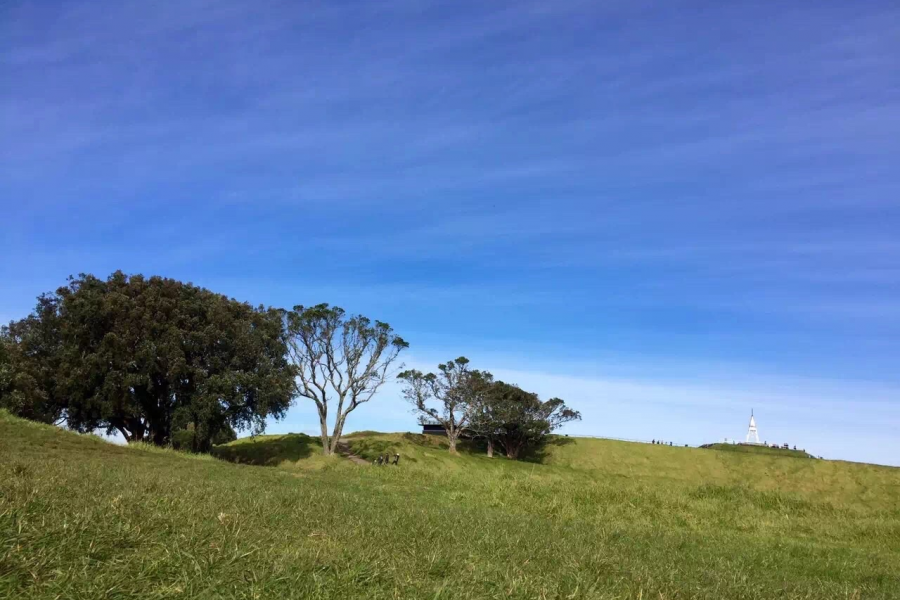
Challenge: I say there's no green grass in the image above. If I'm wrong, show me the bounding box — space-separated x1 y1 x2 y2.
210 433 328 469
2 411 899 599
702 443 816 459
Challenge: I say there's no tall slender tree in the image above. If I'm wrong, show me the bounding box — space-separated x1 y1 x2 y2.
285 304 408 456
398 357 491 454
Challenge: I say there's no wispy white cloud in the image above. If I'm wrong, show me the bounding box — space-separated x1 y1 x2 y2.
4 0 897 206
272 347 900 465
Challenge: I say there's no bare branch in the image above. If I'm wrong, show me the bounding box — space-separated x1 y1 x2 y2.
285 304 407 455
397 358 482 454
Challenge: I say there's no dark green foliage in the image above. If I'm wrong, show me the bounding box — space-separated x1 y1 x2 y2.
2 272 295 449
171 423 238 452
212 423 238 445
473 381 581 459
0 333 14 405
0 295 65 424
169 427 197 452
0 335 11 407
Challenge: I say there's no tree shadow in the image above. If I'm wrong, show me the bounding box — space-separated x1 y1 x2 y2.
402 432 481 455
402 432 454 451
391 432 574 463
515 435 577 464
211 433 319 466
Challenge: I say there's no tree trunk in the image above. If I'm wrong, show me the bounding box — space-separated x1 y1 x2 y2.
116 425 131 442
486 438 493 458
505 439 521 459
447 432 458 454
124 419 146 443
318 408 331 455
328 412 348 455
150 426 168 447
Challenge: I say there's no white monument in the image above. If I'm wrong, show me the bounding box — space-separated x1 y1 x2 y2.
745 409 760 444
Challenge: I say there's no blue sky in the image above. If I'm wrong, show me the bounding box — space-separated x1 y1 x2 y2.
2 1 899 465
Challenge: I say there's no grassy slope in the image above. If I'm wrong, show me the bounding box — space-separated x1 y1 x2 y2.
2 413 899 599
703 443 815 459
211 432 328 469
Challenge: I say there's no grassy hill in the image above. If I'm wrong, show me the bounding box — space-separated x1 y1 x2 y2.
3 411 900 599
702 443 816 459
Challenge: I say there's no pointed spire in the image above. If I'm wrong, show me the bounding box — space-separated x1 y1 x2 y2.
746 410 760 444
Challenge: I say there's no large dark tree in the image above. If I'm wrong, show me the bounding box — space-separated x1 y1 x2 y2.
286 304 407 456
471 381 581 460
2 272 295 450
0 294 65 425
398 357 491 454
0 333 16 411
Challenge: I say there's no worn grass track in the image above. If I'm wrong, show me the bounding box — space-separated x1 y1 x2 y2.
2 411 899 599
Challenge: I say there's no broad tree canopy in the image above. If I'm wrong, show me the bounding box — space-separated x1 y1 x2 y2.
1 294 65 425
472 381 581 459
1 272 295 450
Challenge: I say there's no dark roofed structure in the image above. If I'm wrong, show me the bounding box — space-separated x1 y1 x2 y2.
421 423 474 438
421 423 446 435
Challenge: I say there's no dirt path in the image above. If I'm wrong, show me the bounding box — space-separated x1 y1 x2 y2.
335 440 370 465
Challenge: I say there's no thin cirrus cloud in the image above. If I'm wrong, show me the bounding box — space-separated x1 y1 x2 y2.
270 350 900 465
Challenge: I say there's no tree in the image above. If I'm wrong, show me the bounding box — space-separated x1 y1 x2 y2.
0 295 65 425
467 382 499 458
2 272 295 450
172 422 237 451
285 304 408 456
0 332 14 408
472 381 581 459
398 357 491 454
